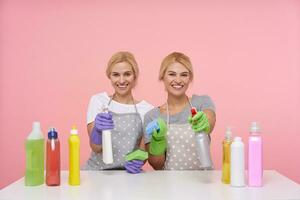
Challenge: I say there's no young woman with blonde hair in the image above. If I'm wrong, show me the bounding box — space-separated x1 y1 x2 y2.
144 52 216 170
83 51 153 173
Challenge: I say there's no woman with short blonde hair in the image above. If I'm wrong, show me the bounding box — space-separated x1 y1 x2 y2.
144 52 216 170
106 51 139 79
83 51 153 174
159 52 193 81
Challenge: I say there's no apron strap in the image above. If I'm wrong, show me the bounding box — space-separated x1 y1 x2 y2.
106 93 143 141
166 95 193 128
106 93 139 114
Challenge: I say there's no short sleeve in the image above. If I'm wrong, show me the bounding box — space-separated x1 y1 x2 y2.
192 95 216 112
143 109 157 144
87 96 97 124
136 101 154 123
86 94 108 124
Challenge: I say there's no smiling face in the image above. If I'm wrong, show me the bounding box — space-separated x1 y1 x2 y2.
109 62 136 96
163 62 191 97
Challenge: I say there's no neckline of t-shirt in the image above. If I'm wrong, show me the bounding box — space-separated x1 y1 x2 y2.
157 95 196 117
103 92 146 107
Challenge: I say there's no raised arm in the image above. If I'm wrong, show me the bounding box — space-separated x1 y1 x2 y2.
202 109 216 134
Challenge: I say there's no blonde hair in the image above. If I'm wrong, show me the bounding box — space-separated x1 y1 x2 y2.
159 52 193 81
106 51 139 79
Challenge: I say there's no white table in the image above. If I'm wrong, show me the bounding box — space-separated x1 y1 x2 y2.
1 170 300 200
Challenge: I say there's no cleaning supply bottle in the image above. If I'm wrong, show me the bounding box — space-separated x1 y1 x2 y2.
191 107 213 169
25 121 45 186
69 126 80 186
248 122 263 187
46 128 60 186
230 137 245 187
102 110 114 164
222 127 232 184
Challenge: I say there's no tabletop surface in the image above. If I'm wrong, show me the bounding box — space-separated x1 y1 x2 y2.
1 170 300 200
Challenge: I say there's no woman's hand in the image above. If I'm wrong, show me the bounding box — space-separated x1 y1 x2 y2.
146 118 168 156
188 111 210 134
124 149 148 174
90 112 114 145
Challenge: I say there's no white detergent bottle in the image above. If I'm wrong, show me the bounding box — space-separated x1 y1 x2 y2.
230 137 245 187
102 110 114 164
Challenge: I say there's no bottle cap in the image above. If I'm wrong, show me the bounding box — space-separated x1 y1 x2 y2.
48 127 58 139
32 121 41 130
70 125 78 135
225 127 232 140
234 137 242 142
250 122 260 133
27 121 44 139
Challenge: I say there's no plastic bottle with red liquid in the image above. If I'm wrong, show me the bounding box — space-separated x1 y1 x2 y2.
191 107 213 169
46 128 60 186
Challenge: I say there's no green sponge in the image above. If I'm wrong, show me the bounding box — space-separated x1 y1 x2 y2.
125 149 148 161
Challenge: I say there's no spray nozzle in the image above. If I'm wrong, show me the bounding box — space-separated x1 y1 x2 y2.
191 107 197 117
101 105 109 113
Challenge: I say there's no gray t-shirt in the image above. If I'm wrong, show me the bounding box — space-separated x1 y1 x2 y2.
144 95 215 144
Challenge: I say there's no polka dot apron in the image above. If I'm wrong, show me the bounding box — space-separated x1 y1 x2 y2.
83 96 143 170
164 99 214 170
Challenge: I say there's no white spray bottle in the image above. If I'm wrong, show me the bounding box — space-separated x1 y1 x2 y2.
102 107 114 164
191 107 213 169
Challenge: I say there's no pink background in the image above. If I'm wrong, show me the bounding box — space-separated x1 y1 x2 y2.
1 1 300 188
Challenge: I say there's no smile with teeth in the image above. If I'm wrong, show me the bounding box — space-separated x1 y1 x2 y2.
171 84 184 89
117 83 129 89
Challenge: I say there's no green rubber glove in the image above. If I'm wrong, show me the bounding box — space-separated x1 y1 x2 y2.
188 111 210 134
149 118 167 156
125 149 148 161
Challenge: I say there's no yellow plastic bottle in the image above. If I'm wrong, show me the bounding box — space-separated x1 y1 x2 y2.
68 126 80 186
222 127 232 184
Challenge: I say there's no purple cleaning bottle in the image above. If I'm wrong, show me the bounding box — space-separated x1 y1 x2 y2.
248 122 263 187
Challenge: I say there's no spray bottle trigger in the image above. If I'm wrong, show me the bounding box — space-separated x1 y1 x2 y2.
191 107 197 117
